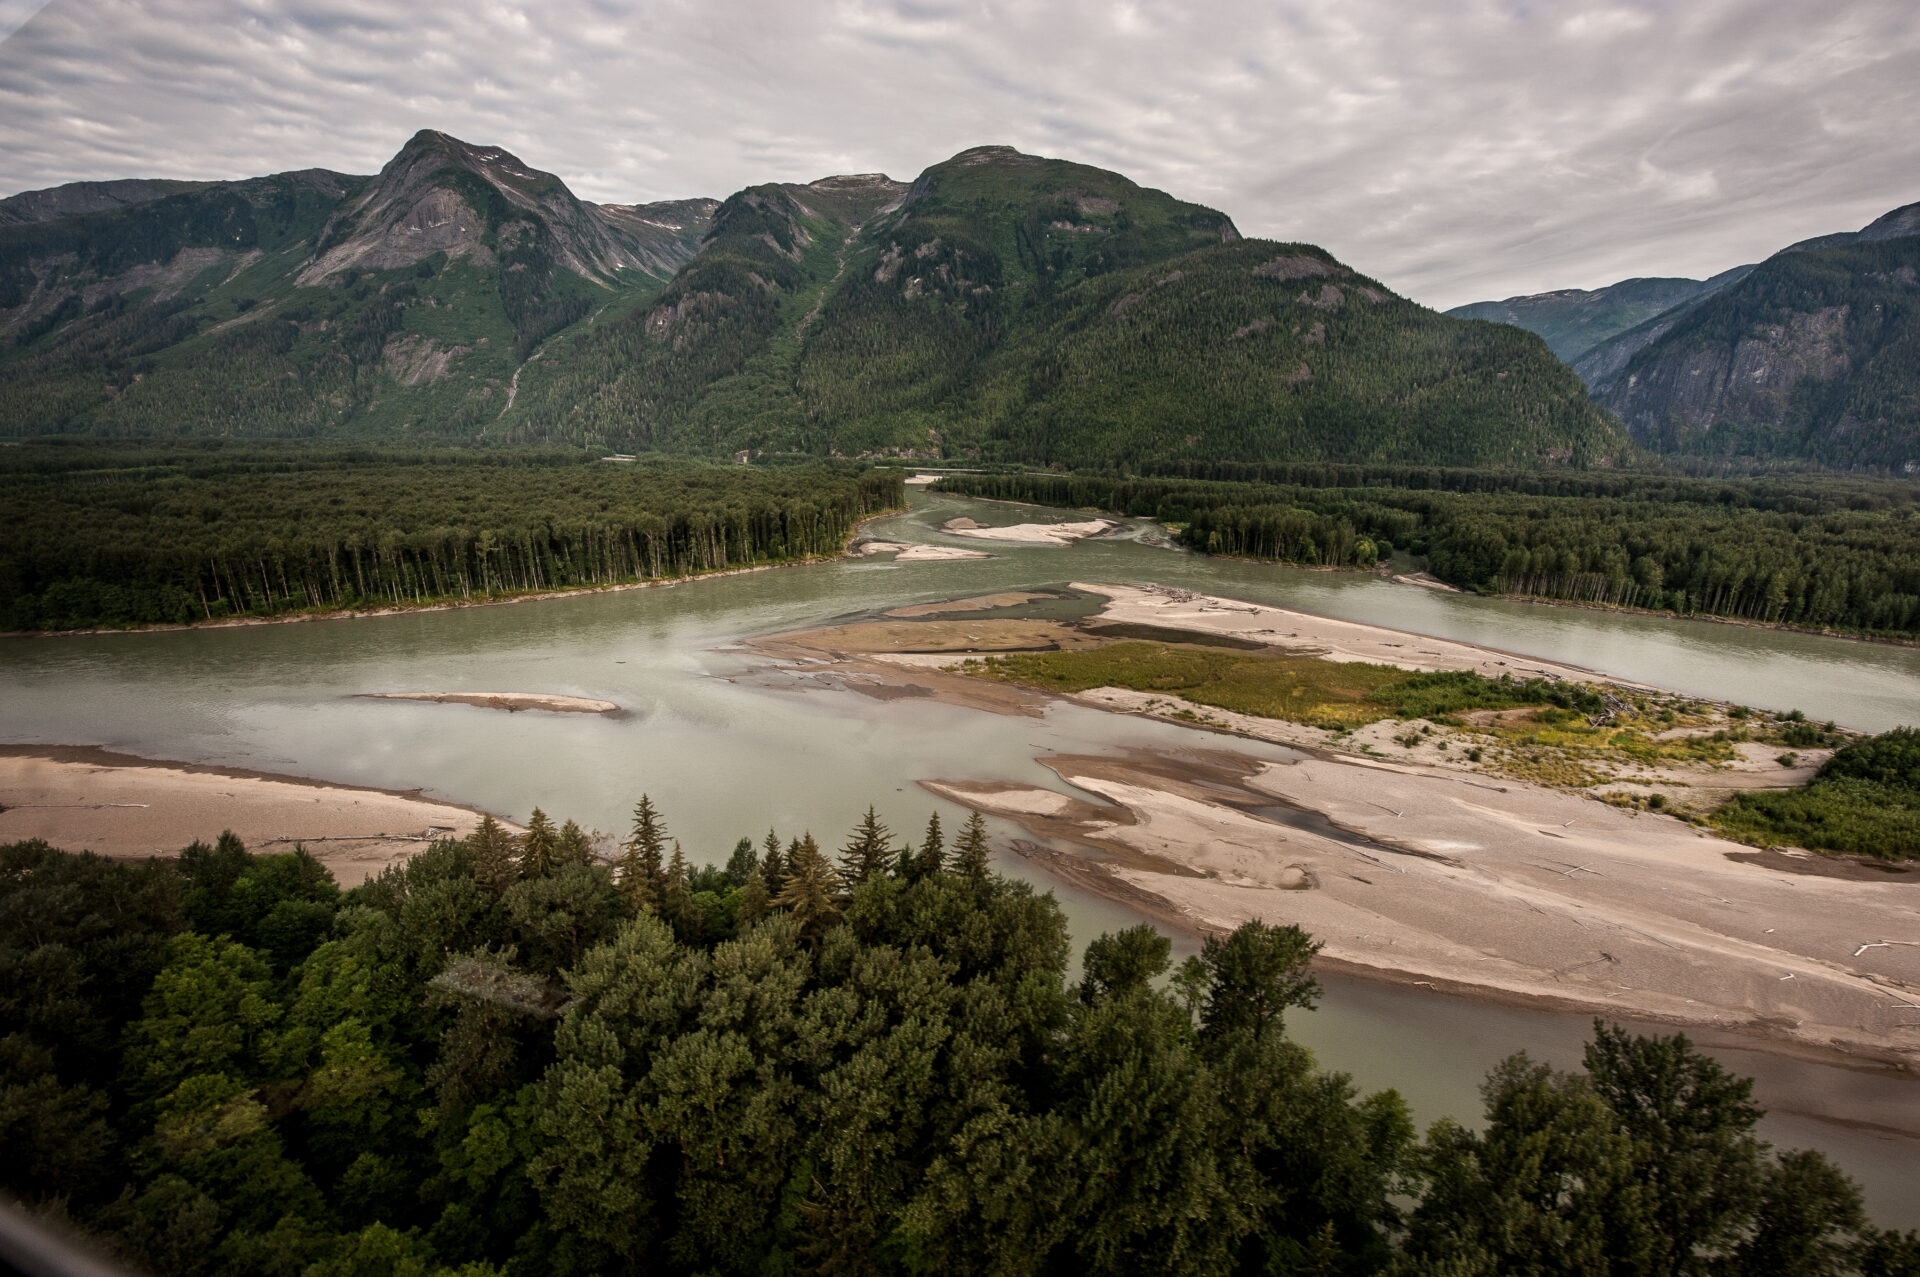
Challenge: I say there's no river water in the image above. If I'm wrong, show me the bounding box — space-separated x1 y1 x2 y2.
4 488 1917 1226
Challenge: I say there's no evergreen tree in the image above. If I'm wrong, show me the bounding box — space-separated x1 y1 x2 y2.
618 794 668 915
556 818 594 868
724 836 760 885
469 814 519 896
952 810 992 886
737 872 770 925
661 841 699 941
759 828 785 900
775 833 841 942
839 806 893 886
520 807 559 878
914 811 946 880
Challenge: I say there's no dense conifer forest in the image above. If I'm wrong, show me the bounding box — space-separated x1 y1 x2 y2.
0 445 903 631
4 805 1915 1276
934 467 1920 636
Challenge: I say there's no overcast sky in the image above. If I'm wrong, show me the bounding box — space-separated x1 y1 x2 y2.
1 0 1914 309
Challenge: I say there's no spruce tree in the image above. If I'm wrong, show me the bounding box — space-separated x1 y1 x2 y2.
759 828 785 900
556 818 594 868
839 806 893 886
469 814 519 896
724 836 760 885
662 840 698 941
953 809 992 885
775 833 841 942
521 807 560 878
619 794 668 915
914 811 946 880
738 872 770 924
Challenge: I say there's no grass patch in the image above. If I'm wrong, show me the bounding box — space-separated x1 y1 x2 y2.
1712 728 1920 859
963 642 1566 729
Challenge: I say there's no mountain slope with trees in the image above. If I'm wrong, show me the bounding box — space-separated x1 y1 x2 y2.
1447 267 1753 365
2 135 1631 468
1590 203 1920 468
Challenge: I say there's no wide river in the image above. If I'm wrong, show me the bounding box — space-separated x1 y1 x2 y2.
5 488 1918 1226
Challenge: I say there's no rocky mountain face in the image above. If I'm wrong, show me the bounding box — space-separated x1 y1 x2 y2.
1447 269 1751 365
1 133 1627 468
1589 202 1920 467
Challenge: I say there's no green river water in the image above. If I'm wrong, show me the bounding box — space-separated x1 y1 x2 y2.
4 489 1917 1226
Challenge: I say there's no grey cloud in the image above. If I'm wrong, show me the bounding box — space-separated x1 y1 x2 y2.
0 0 1914 308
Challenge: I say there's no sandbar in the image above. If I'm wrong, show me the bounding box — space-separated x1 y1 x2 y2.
850 541 992 561
360 691 618 714
924 746 1920 1075
0 746 503 886
944 517 1117 545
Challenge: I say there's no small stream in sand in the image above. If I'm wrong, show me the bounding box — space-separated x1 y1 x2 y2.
4 488 1919 1226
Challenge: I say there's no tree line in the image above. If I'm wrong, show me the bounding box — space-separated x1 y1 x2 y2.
5 800 1916 1276
934 469 1920 636
0 448 903 630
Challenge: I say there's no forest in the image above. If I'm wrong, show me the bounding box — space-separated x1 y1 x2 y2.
5 803 1917 1277
933 468 1920 636
0 445 903 631
1713 726 1920 858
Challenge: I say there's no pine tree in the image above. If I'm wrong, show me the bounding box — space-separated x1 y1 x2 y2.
469 814 519 896
839 806 893 886
662 840 699 941
953 809 992 885
775 833 841 942
725 836 760 885
521 807 560 878
914 811 946 880
619 794 668 915
556 818 594 868
759 828 785 900
738 872 771 925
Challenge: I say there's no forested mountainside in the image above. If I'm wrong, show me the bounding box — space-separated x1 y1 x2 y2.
1446 267 1752 364
2 135 1629 468
0 130 716 439
1588 201 1920 468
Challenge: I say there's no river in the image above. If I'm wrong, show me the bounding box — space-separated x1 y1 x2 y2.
4 488 1917 1226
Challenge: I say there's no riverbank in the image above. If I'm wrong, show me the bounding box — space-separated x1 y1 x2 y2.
0 746 506 886
2 506 910 640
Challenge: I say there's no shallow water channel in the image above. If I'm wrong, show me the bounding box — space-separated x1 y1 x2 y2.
4 489 1918 1226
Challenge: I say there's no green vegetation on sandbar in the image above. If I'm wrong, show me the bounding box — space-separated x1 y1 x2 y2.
1714 727 1920 859
965 641 1590 729
0 443 903 631
5 797 1914 1275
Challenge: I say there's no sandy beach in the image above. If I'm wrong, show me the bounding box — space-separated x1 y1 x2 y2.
943 517 1119 545
0 747 503 886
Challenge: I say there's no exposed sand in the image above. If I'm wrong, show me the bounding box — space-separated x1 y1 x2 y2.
945 518 1118 545
1073 581 1608 682
0 747 502 886
850 541 992 561
904 473 945 485
360 691 619 714
924 747 1920 1071
1392 571 1462 593
885 591 1053 618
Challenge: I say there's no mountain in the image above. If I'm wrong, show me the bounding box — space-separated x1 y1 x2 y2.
1 134 1628 468
1447 267 1752 365
0 131 715 437
0 178 211 226
1587 201 1920 467
507 144 1626 466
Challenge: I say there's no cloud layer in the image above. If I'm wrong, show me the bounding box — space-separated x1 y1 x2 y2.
2 0 1914 307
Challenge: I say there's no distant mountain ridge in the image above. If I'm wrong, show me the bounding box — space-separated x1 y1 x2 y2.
1446 269 1753 364
0 131 1627 468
